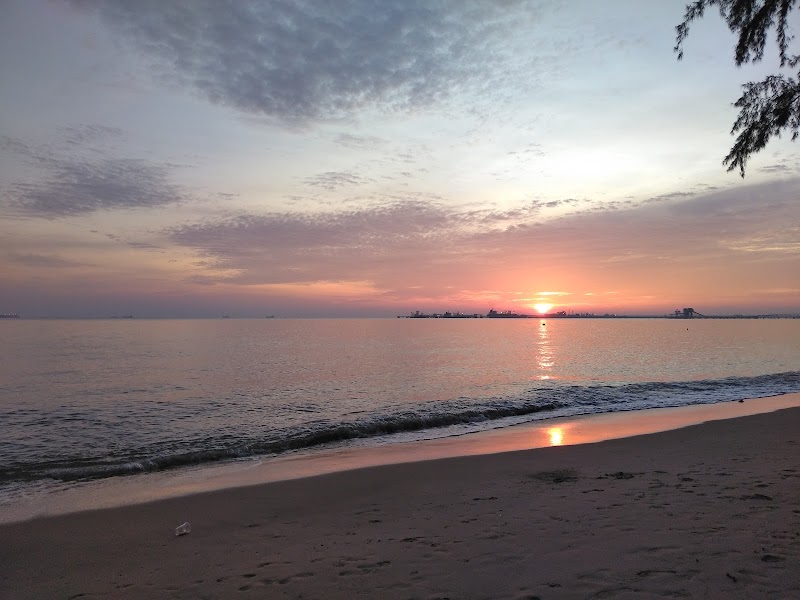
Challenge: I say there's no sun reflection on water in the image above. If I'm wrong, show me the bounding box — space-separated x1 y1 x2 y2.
548 427 564 446
536 320 555 377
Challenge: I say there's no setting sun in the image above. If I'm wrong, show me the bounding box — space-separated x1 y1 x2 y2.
533 303 553 314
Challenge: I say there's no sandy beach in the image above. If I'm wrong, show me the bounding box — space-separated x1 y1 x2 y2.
3 402 800 599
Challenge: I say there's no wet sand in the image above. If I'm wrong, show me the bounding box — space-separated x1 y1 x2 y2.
3 400 800 599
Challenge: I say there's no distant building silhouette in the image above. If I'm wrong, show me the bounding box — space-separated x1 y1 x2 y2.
672 307 704 319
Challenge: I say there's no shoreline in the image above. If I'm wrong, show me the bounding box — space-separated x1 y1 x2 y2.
2 401 800 598
1 393 799 525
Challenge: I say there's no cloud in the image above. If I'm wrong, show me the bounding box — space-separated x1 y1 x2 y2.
1 134 186 217
646 190 697 203
105 233 164 251
760 163 790 173
333 133 386 150
722 230 800 254
59 124 124 147
169 199 459 285
507 143 546 158
69 0 542 125
6 158 183 217
541 198 581 209
163 177 800 312
303 171 368 191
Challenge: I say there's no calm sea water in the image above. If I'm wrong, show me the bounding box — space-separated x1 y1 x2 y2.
1 318 798 500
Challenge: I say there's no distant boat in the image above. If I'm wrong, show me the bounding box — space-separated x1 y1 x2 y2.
0 313 20 319
265 315 275 318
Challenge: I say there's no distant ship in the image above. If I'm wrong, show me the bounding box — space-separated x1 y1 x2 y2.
0 313 20 319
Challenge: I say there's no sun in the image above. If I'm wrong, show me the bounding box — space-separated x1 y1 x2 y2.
533 303 553 314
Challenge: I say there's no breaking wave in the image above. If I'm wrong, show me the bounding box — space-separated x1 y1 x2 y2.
1 371 797 484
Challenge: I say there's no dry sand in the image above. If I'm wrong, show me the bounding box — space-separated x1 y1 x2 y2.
2 405 800 599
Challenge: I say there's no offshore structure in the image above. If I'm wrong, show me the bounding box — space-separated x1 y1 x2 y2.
398 309 534 319
668 308 706 319
400 310 485 319
399 307 797 320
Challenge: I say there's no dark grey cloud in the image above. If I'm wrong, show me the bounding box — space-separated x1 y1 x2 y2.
69 0 541 125
172 200 453 252
0 135 39 160
167 178 800 290
759 162 794 174
167 192 635 288
7 157 182 217
1 135 186 218
333 133 386 150
541 198 580 209
169 199 458 284
643 190 697 204
59 125 124 147
469 197 584 223
105 233 164 251
303 171 367 191
666 179 800 219
464 182 800 269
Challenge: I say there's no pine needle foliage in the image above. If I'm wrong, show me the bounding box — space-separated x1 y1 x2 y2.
675 0 800 176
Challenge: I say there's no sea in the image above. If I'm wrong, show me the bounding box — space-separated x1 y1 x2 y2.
1 318 799 513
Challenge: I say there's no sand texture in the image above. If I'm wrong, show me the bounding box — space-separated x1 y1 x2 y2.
2 407 800 599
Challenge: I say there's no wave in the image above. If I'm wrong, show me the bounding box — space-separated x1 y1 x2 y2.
0 399 566 483
1 371 798 484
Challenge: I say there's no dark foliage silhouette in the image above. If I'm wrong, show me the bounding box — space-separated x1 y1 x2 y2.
676 0 800 176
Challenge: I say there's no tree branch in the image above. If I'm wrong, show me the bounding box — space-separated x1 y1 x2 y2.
676 0 800 175
724 74 800 176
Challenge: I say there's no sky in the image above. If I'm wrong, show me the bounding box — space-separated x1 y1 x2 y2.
1 0 799 318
